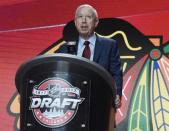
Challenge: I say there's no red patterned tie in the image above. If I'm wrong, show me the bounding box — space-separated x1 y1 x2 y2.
82 41 91 59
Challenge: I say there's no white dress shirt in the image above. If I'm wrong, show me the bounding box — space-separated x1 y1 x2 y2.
77 34 96 61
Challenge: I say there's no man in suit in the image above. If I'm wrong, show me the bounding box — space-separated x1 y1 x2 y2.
58 4 122 113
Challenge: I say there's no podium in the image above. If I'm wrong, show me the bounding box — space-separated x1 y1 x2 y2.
15 54 115 131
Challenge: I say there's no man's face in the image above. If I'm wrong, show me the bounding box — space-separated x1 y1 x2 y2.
74 7 98 39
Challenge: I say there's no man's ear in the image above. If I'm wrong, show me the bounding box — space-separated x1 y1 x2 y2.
74 19 77 26
95 19 99 27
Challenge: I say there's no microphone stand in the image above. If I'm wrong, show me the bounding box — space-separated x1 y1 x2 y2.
67 41 76 55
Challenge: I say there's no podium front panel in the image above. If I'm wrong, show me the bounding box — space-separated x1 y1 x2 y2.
20 63 91 131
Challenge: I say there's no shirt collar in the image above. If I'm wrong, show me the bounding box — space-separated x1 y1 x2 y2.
79 33 96 47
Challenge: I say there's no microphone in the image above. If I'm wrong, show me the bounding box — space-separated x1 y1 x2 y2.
66 41 76 54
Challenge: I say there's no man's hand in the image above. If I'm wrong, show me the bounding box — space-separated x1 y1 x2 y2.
115 95 121 108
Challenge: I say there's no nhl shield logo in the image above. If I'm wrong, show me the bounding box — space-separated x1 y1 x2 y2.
30 78 84 128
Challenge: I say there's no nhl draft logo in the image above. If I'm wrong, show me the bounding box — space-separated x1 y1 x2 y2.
30 78 84 128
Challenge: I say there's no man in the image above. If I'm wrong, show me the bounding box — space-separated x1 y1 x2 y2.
58 4 122 109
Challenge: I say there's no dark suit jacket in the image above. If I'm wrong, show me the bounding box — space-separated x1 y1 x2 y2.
56 35 123 97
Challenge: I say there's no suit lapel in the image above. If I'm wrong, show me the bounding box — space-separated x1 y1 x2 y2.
93 36 103 62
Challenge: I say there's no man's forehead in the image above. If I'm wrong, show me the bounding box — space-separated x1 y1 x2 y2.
77 7 94 15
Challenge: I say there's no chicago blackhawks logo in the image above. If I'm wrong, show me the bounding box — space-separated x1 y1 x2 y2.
30 78 84 128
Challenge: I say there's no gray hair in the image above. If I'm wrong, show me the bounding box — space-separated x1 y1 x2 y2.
75 4 98 19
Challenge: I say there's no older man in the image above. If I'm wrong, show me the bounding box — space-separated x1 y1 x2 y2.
58 4 122 107
57 4 123 130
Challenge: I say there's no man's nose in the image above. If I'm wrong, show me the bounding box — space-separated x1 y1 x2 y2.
82 16 87 22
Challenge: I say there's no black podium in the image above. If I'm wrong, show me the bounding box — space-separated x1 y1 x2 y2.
15 54 115 131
